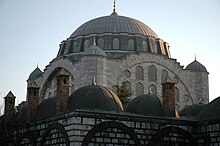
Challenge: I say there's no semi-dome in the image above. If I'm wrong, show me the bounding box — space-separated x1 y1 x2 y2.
84 43 107 57
185 60 207 72
71 15 158 38
179 103 206 119
197 96 220 120
126 93 165 117
67 84 123 112
28 67 43 80
57 14 170 58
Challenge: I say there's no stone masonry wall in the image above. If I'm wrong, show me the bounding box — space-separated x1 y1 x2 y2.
1 110 219 146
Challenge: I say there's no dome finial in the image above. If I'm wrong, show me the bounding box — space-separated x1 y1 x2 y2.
195 54 197 61
92 77 96 85
111 0 118 16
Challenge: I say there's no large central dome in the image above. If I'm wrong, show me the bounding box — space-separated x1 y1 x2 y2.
57 14 170 58
71 15 158 38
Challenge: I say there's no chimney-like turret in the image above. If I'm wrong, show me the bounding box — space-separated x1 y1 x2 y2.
27 82 39 122
162 77 176 117
4 91 16 115
56 74 70 113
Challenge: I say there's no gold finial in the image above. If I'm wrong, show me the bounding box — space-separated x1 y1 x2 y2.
113 0 116 13
111 0 118 16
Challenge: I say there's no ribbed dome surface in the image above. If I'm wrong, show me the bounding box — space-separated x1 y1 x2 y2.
179 104 206 118
71 15 158 38
197 96 220 120
185 60 207 72
67 84 123 112
36 97 56 120
126 93 165 117
28 67 43 80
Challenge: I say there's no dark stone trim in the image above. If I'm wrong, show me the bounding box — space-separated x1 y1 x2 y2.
82 121 141 146
40 122 69 146
148 126 197 146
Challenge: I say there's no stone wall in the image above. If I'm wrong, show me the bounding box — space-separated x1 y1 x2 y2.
27 52 209 111
1 110 219 146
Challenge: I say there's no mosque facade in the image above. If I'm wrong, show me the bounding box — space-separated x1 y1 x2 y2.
1 2 219 146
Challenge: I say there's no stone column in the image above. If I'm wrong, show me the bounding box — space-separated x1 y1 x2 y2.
27 82 40 122
56 74 70 113
4 91 16 115
162 79 175 117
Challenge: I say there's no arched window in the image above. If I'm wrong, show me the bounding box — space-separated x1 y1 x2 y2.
149 84 157 95
113 38 119 50
183 94 189 102
128 39 134 50
148 65 157 82
124 81 131 91
124 70 131 78
143 41 147 52
175 87 179 102
136 83 144 96
161 69 168 83
136 66 144 80
98 38 104 49
84 40 89 50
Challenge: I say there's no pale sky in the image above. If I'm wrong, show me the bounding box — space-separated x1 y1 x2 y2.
0 0 220 106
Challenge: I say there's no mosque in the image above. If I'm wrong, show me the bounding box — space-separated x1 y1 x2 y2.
0 1 219 145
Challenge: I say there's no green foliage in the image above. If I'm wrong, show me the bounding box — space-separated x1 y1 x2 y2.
115 81 133 105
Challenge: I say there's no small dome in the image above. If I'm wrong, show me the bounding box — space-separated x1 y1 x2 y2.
67 84 123 112
179 104 206 118
28 67 43 80
35 97 56 120
185 60 207 72
126 93 165 117
84 44 107 57
197 96 220 120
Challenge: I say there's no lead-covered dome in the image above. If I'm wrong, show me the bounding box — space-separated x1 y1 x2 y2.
197 96 220 120
67 84 123 112
28 67 43 80
185 60 207 72
57 15 170 58
126 93 165 117
71 15 158 38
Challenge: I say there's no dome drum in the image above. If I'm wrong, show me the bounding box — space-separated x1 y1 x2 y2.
57 34 170 58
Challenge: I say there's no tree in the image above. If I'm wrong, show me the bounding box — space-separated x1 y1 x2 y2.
115 81 133 106
0 93 4 116
0 103 3 116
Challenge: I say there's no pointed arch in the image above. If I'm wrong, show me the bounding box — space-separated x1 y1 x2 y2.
149 84 157 95
148 65 157 82
82 121 141 146
161 69 168 83
41 122 69 146
128 39 134 50
113 38 119 50
136 82 144 96
136 66 144 80
148 126 197 146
